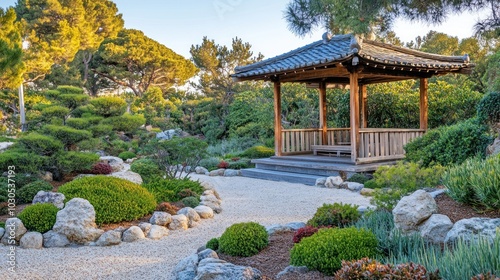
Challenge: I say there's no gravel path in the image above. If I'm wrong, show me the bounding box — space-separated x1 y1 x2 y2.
1 175 371 280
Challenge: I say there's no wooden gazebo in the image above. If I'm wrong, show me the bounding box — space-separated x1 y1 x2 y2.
232 33 473 166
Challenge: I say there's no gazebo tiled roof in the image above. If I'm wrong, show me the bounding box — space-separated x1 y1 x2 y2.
232 33 473 84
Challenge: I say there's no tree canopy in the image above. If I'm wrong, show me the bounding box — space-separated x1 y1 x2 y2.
0 7 24 88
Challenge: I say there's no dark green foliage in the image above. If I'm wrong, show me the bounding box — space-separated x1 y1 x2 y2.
41 105 69 121
363 179 380 189
0 222 4 228
228 158 251 169
89 124 113 137
404 119 493 167
219 222 269 257
101 113 146 133
18 203 59 233
143 178 204 203
118 151 136 161
130 158 163 183
347 173 370 184
17 180 53 203
181 196 200 208
90 96 127 117
55 152 99 174
334 258 440 279
42 125 93 149
57 94 89 110
16 133 63 156
66 118 91 130
59 176 156 224
307 203 360 228
206 237 219 251
240 145 275 158
76 138 104 152
56 85 84 95
290 227 378 275
477 91 500 126
0 150 45 174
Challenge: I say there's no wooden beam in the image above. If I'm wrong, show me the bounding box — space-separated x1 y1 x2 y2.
273 82 282 156
349 72 360 162
419 78 428 130
319 81 328 145
278 66 350 82
360 84 367 128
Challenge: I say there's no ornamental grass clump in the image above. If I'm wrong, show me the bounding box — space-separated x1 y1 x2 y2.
290 227 378 275
218 222 268 257
307 203 360 228
58 176 156 224
18 203 59 233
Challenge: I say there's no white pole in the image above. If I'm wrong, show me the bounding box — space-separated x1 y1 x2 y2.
18 82 26 131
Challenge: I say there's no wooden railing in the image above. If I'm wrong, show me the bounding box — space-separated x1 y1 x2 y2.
281 128 350 154
357 128 425 162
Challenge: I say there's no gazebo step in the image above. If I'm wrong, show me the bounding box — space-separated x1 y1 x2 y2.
240 168 325 186
252 158 358 176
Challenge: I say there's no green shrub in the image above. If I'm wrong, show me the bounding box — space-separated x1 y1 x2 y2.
307 203 360 228
76 138 104 152
18 203 59 233
290 227 378 275
228 158 251 170
0 221 4 228
42 125 93 149
347 173 370 184
199 157 222 171
118 151 136 161
219 222 268 257
363 179 380 189
89 124 113 137
181 196 200 208
477 91 500 126
0 150 45 174
334 258 439 279
404 119 493 167
56 85 84 95
83 116 103 125
444 155 500 209
206 237 219 251
143 178 204 203
55 151 99 174
101 114 146 133
130 158 163 183
371 188 406 211
41 105 69 121
90 96 127 117
240 145 275 158
17 180 53 203
59 176 156 224
66 118 91 130
16 133 63 156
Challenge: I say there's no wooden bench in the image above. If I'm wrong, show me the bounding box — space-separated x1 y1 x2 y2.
311 145 352 157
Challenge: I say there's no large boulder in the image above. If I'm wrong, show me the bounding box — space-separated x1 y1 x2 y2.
393 190 437 233
122 226 145 242
315 178 327 187
223 169 239 177
445 218 500 244
169 214 189 231
32 191 65 209
52 198 104 244
19 232 43 249
343 182 364 192
173 253 199 280
156 129 179 140
195 258 262 280
195 166 209 175
194 205 214 219
149 211 172 227
1 218 27 245
108 170 143 185
325 176 343 188
99 156 125 172
209 169 225 177
42 230 70 248
95 230 122 246
277 266 309 279
177 207 201 228
138 222 152 236
418 214 453 244
147 225 169 240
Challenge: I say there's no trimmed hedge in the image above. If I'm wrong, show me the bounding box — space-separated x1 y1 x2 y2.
219 222 268 257
17 180 53 203
101 114 146 133
16 133 63 156
42 125 93 148
143 178 203 203
18 203 59 233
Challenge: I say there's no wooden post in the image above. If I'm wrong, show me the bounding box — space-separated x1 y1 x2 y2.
319 81 328 145
349 72 360 162
360 84 367 128
419 78 428 130
274 81 282 156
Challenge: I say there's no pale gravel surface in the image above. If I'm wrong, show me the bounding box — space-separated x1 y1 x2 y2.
1 175 371 280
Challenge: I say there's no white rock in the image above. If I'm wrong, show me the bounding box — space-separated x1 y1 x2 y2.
147 225 169 240
172 253 198 280
445 218 500 244
198 249 218 261
325 176 343 188
277 266 309 279
42 230 70 248
194 205 214 219
149 211 172 226
1 218 27 245
0 228 4 239
223 169 239 177
200 181 214 190
200 201 222 214
168 215 188 230
52 198 104 244
122 226 145 242
0 142 14 151
32 191 65 209
315 178 327 187
99 156 124 172
345 182 364 192
138 222 152 235
419 214 453 244
20 232 43 249
95 230 122 246
195 166 209 174
393 190 437 233
208 169 225 176
108 170 143 185
195 258 262 280
177 207 201 228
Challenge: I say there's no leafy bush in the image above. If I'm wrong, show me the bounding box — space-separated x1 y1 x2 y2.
0 221 4 228
443 155 500 209
199 157 222 171
240 145 275 158
18 203 59 233
41 105 69 121
16 133 63 156
181 196 200 208
42 125 93 149
0 150 45 174
55 152 99 174
76 138 104 152
118 151 136 161
56 85 84 95
293 225 322 243
17 180 53 203
363 179 380 189
130 158 163 183
66 118 91 130
219 222 269 257
143 178 203 203
156 202 180 215
307 203 360 228
228 159 251 170
101 113 145 133
206 237 219 251
290 227 378 275
404 119 493 167
347 173 370 184
89 124 113 137
334 258 440 279
57 94 89 110
89 162 113 175
477 91 500 126
59 176 156 224
90 96 127 117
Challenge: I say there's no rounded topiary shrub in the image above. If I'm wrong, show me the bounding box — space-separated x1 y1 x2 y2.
307 203 361 228
58 176 156 224
118 151 136 161
130 158 163 183
18 203 59 233
17 180 53 203
16 133 63 156
66 118 91 130
181 196 200 208
218 222 269 257
241 145 275 159
89 162 113 175
206 237 219 251
290 227 378 275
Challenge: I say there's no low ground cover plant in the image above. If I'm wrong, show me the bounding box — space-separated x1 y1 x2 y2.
219 222 268 257
143 178 203 204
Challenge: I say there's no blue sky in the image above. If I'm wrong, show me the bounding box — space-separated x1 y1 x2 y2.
1 0 488 59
